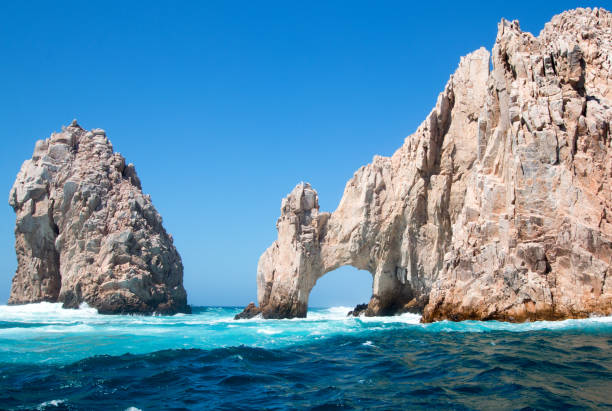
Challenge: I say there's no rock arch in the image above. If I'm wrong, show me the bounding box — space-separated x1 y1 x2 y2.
240 9 612 321
257 166 438 318
253 43 481 319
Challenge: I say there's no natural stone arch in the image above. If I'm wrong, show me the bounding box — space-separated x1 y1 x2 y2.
241 9 612 322
255 182 425 319
252 47 469 320
250 46 489 320
251 48 482 321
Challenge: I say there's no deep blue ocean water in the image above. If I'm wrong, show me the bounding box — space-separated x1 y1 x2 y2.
0 304 611 410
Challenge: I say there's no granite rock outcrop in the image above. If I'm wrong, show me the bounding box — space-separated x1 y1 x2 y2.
239 8 612 322
8 121 189 314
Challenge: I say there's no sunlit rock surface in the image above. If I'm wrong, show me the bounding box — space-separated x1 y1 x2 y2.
8 121 189 314
240 8 612 322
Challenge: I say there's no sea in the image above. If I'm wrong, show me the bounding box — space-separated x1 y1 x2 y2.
0 303 611 410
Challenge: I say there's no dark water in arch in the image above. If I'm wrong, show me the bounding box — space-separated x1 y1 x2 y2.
0 304 610 410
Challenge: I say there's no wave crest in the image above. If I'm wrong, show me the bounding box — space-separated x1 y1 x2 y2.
0 303 610 365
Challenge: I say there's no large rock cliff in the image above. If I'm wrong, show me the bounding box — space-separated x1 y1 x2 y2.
241 8 612 321
8 121 189 314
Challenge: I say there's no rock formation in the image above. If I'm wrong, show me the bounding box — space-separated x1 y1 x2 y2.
347 303 368 317
234 302 262 320
8 121 189 314
239 8 612 322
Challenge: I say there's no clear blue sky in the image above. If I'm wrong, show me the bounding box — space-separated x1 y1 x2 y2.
0 1 607 307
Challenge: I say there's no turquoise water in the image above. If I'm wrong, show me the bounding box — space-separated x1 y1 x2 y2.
1 303 611 409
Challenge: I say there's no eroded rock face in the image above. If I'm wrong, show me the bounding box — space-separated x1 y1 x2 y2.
242 8 612 322
234 302 262 320
347 304 368 317
8 121 189 314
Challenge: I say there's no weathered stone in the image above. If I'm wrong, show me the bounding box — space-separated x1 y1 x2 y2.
245 8 612 322
8 122 189 315
234 302 262 320
347 303 368 317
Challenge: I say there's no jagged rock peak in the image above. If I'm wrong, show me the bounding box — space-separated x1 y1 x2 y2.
8 121 189 314
237 8 612 322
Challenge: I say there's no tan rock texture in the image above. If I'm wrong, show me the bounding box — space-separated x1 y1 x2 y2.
245 8 612 322
8 121 189 314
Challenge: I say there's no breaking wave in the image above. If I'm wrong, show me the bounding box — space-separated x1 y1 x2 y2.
1 303 611 409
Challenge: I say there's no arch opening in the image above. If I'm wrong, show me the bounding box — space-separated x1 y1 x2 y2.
307 266 373 316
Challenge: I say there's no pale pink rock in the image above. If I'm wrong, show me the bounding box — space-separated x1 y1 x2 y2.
8 121 189 314
240 8 612 322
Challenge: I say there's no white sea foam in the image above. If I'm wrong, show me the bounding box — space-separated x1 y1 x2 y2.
421 314 612 333
37 399 66 410
1 303 611 365
307 305 354 320
257 328 282 335
0 302 98 321
360 312 422 324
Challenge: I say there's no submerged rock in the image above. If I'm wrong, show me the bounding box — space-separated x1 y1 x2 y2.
347 303 368 317
8 121 189 314
234 302 262 319
245 8 612 322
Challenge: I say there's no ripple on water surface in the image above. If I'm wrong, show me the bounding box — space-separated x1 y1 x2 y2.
0 303 611 410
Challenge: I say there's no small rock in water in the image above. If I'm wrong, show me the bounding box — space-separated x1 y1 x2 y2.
347 303 368 317
234 302 262 320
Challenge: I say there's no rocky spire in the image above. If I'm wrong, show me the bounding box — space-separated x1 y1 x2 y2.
8 121 189 314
